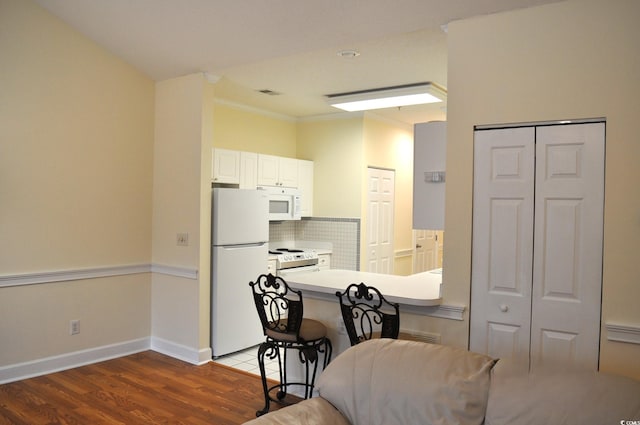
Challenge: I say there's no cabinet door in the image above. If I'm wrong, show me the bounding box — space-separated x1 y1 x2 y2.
239 151 258 189
257 154 299 188
212 148 240 184
298 159 314 216
257 154 280 186
278 157 299 188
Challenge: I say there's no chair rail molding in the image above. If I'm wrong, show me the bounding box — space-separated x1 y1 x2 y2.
0 263 199 288
606 323 640 345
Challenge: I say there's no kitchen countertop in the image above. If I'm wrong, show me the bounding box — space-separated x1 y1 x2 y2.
286 268 442 307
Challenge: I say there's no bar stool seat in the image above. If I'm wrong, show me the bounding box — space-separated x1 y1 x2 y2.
250 273 332 417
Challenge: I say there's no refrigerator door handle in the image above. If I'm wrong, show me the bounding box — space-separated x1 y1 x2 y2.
219 242 267 249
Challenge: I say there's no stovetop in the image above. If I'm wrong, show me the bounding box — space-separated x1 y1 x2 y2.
269 247 318 268
269 248 304 255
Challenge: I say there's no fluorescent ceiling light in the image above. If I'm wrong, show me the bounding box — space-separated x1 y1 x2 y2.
327 82 446 112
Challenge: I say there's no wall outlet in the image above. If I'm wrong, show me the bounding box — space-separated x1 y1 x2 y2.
176 233 189 246
70 319 80 335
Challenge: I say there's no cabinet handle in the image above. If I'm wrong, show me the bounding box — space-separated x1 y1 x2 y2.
499 304 509 312
416 244 422 248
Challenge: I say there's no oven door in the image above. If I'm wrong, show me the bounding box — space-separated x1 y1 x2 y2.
277 264 320 277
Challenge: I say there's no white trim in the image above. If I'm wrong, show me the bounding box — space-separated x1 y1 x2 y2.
151 264 199 280
0 263 199 288
606 323 640 345
298 110 364 123
150 337 211 365
0 338 150 384
474 117 605 131
0 264 151 288
394 248 414 258
214 98 296 122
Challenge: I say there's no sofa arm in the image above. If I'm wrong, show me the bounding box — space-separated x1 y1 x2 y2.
243 397 351 425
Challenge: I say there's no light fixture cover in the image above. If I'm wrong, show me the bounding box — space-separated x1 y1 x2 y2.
327 82 446 112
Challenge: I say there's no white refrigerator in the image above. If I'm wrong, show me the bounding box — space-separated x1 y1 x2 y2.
211 188 269 358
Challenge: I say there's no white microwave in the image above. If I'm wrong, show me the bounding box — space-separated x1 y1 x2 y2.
259 187 302 221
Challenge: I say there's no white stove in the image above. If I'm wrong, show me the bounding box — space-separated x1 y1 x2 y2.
269 248 320 276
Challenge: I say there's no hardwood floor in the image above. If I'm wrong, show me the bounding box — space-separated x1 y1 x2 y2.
0 351 293 425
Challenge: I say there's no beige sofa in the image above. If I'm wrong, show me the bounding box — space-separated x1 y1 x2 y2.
244 339 640 425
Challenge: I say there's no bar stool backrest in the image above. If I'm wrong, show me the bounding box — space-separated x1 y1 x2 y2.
336 282 400 346
250 273 304 341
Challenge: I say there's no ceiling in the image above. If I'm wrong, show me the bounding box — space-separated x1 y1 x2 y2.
35 0 562 125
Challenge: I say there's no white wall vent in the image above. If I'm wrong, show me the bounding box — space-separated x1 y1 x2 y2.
399 330 441 344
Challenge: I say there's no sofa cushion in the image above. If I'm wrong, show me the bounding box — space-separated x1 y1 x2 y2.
316 339 496 425
485 360 640 425
242 397 351 425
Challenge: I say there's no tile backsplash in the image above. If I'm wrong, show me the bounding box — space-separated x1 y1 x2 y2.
269 217 360 270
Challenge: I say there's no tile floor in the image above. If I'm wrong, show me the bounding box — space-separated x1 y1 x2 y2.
213 345 280 381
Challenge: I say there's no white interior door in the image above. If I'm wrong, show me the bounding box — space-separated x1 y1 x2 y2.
470 127 535 366
413 230 438 273
471 122 604 371
366 167 395 273
530 123 604 371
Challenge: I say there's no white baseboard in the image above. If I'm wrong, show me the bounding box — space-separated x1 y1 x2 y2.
150 337 212 365
0 337 213 384
0 337 150 384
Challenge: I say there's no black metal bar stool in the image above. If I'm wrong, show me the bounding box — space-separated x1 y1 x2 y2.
336 282 400 346
249 273 332 417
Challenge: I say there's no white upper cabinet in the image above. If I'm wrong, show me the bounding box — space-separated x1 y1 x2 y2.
298 159 314 217
257 154 299 188
212 148 240 184
239 151 258 189
214 150 314 214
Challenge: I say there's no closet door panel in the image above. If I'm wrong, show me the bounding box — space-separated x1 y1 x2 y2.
470 127 535 364
531 123 605 371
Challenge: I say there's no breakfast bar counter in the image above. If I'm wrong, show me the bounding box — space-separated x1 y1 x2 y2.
286 268 443 307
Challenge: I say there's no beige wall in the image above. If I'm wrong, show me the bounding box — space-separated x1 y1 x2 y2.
152 73 216 361
297 117 364 218
297 114 416 275
362 116 415 275
446 0 640 378
212 102 297 157
0 0 154 366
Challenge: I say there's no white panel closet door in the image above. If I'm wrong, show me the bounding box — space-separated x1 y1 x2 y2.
471 122 604 372
530 123 604 371
470 127 535 366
